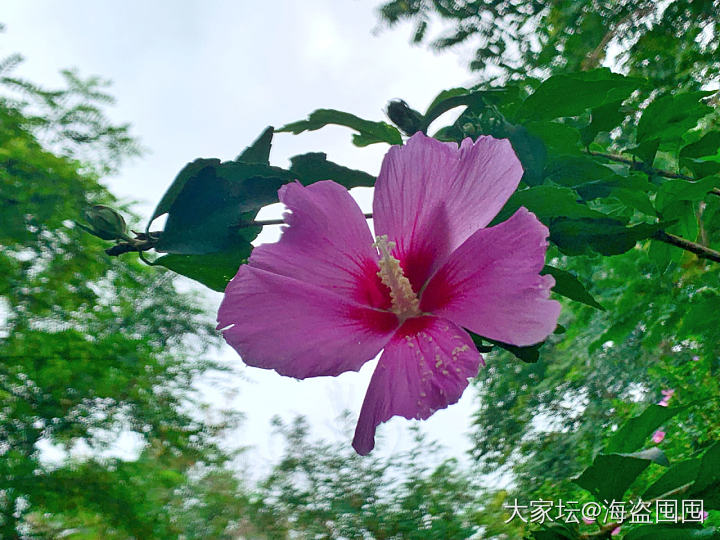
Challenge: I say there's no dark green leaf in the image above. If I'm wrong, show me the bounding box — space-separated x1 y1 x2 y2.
542 265 605 310
495 185 608 224
549 218 663 256
680 132 720 159
278 109 403 147
506 125 547 186
656 176 720 212
518 69 643 121
525 121 582 156
155 243 256 292
614 187 657 217
289 152 375 189
236 126 274 164
606 404 689 454
544 155 620 187
575 448 668 501
581 100 627 146
637 92 714 144
155 160 293 254
692 441 720 495
149 158 220 225
643 458 701 499
421 88 487 131
630 139 661 166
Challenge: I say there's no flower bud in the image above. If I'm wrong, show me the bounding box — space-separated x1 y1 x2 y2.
386 99 424 136
83 205 128 240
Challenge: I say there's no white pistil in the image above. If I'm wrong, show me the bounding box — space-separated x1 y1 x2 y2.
373 235 422 322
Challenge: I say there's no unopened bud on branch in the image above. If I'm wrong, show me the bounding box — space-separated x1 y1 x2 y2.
82 205 128 240
386 99 424 136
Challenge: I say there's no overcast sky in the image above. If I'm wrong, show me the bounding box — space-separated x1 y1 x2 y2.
3 1 484 471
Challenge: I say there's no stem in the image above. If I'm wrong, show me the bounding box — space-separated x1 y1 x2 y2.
654 230 720 263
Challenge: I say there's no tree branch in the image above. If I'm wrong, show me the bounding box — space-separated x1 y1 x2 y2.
653 231 720 263
585 150 695 181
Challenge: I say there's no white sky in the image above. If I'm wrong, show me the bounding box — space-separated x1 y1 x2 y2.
2 1 484 472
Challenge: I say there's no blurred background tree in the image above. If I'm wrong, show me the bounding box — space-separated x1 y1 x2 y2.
377 0 720 91
0 54 247 537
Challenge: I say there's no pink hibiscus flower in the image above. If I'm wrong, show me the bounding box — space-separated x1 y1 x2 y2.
652 430 666 443
217 133 561 454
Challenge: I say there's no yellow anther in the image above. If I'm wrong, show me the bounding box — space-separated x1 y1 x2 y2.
373 235 422 322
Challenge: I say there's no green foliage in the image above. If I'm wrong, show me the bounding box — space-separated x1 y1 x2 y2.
1 57 140 175
0 69 242 537
377 0 720 96
238 417 512 539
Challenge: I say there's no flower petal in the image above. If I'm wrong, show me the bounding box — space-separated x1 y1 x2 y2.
373 132 523 291
421 208 561 347
251 180 390 309
352 316 482 455
218 265 397 379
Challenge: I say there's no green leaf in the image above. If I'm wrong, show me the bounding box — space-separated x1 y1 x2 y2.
155 244 256 292
680 131 720 160
506 125 547 186
518 69 643 121
149 158 220 226
289 152 375 189
656 176 720 212
581 100 627 146
643 458 701 499
692 441 720 498
155 160 293 255
236 126 274 164
614 187 657 217
421 87 487 131
544 155 620 187
525 121 582 156
575 448 668 501
495 185 608 224
542 265 605 310
606 404 689 454
630 139 661 166
549 218 663 256
623 526 720 540
278 109 403 147
636 91 714 144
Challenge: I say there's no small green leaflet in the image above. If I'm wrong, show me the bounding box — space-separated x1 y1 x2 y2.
278 109 402 147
